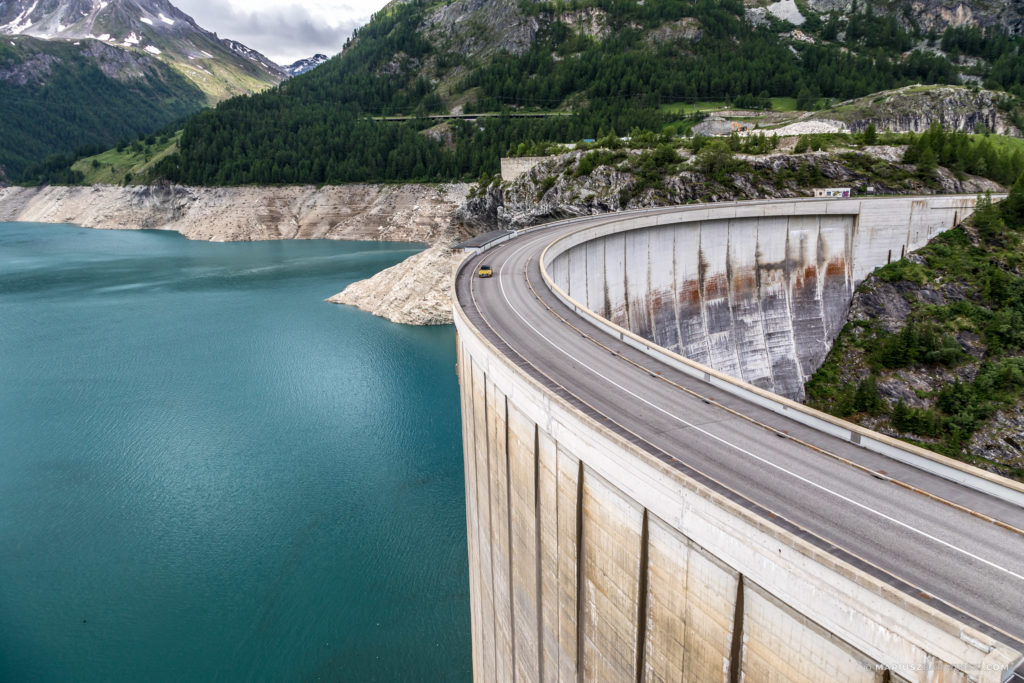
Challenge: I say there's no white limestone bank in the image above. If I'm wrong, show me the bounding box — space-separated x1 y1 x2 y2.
0 182 471 326
0 183 469 243
327 243 460 325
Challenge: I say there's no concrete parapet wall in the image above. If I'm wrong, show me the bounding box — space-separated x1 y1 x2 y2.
455 299 1020 682
500 157 553 180
545 197 978 400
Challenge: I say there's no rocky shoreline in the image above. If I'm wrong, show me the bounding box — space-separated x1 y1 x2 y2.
0 182 472 325
0 182 470 243
327 243 461 325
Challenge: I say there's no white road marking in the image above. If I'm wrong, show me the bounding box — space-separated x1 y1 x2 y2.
483 237 1024 584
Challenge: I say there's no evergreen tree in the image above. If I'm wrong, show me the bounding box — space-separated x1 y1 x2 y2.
694 140 735 181
853 375 882 414
1001 172 1024 227
973 192 1005 242
917 146 938 176
862 122 877 145
892 400 911 432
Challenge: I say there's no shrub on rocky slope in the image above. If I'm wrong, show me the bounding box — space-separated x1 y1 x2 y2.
805 183 1024 480
458 140 1003 231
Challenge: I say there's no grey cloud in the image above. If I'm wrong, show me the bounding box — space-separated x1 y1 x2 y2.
174 0 367 64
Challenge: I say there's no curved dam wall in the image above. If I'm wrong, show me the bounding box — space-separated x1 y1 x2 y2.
454 197 1021 682
454 302 1019 683
546 197 980 399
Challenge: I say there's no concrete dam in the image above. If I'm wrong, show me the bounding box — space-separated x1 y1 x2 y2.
453 196 1024 683
545 198 978 399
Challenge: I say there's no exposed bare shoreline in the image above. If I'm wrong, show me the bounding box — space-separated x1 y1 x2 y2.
0 183 470 243
0 182 471 325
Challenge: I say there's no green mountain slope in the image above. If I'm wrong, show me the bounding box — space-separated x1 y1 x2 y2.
805 180 1024 479
0 0 288 181
0 36 205 180
6 0 977 185
0 0 285 103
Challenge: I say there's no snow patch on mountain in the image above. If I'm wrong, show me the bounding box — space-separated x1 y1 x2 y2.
285 53 327 77
1 0 286 99
3 0 39 34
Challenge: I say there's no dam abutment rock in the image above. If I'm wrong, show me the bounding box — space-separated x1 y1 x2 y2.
543 197 983 401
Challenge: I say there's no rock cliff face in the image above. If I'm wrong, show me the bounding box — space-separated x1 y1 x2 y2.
419 0 540 58
327 242 460 325
827 86 1022 136
0 182 470 243
970 407 1024 467
804 0 1022 34
809 268 1024 475
459 148 1001 231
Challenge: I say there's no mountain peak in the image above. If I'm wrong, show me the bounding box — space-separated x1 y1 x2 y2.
0 0 286 100
285 53 327 77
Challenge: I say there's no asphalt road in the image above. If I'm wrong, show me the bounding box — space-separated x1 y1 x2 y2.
455 208 1024 669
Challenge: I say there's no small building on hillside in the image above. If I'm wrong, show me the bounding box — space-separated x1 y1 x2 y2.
813 187 851 198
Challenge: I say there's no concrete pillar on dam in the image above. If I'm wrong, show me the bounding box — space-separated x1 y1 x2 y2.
455 197 1021 682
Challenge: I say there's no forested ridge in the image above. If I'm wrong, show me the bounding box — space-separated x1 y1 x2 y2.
149 0 1024 186
465 0 959 110
17 0 1024 186
0 38 207 181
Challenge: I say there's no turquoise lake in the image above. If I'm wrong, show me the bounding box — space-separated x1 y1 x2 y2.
0 222 471 681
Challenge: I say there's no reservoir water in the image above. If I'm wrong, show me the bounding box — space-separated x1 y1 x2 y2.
0 223 471 681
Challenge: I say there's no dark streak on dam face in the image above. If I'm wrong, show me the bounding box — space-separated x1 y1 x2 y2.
550 214 868 400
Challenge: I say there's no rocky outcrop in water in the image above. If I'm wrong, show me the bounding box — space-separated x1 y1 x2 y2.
327 242 460 325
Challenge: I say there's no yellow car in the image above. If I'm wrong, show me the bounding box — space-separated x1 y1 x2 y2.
477 265 493 278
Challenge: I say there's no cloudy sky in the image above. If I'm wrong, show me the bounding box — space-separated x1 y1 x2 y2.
174 0 391 65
